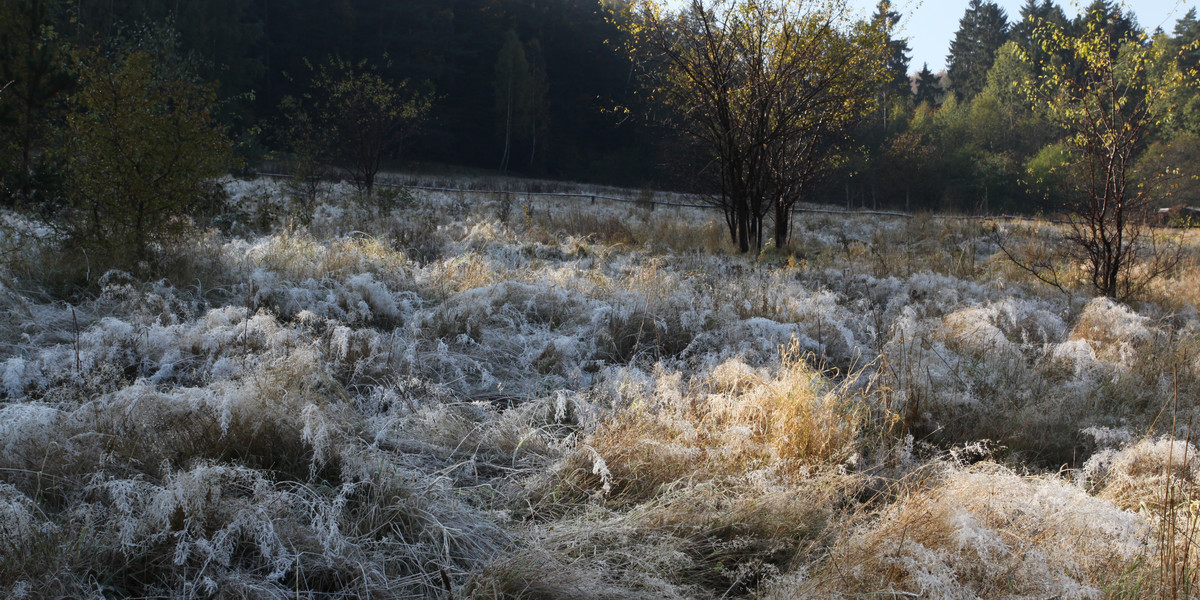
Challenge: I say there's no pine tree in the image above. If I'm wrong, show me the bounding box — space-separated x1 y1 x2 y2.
946 0 1009 100
913 63 943 106
1169 8 1200 135
1071 0 1138 47
1175 8 1200 70
870 1 911 133
1011 0 1068 71
1178 8 1200 44
873 1 911 98
0 0 73 206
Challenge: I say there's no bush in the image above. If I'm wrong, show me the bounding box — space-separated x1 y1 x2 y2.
61 29 233 270
283 56 432 194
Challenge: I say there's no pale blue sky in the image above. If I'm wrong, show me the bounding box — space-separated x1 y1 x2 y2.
868 0 1200 73
664 1 1200 73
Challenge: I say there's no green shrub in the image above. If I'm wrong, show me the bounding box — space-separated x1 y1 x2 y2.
62 29 233 271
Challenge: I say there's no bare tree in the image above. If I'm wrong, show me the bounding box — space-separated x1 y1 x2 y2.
616 0 886 252
1007 13 1194 300
291 57 433 193
494 30 532 173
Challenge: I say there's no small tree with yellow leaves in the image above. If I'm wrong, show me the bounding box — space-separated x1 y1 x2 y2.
288 57 433 194
64 30 233 269
614 0 886 252
1015 12 1197 299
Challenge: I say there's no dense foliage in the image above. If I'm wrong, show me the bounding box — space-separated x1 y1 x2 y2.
839 0 1200 215
63 31 233 269
1 0 1198 221
618 0 888 252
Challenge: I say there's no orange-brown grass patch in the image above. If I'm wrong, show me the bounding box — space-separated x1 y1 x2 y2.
553 347 867 505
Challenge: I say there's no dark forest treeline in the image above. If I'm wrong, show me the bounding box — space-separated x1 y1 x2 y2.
2 0 1199 218
0 0 665 191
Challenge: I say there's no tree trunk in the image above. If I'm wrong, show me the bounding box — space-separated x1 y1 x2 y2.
736 202 751 253
500 77 513 172
528 121 537 168
774 199 790 249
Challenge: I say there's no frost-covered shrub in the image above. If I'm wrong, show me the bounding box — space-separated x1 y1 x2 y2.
0 358 506 598
0 306 307 397
479 473 858 599
0 349 356 494
0 457 505 598
1070 296 1156 363
0 483 40 558
551 353 864 504
590 300 694 363
942 297 1066 357
1082 437 1200 510
875 291 1149 465
769 463 1150 600
0 404 60 479
248 229 413 291
415 281 582 342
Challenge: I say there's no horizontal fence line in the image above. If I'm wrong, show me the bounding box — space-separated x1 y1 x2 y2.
256 171 923 215
252 172 1192 229
255 172 718 208
405 185 717 209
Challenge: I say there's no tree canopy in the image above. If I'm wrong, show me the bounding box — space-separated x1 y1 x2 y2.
946 0 1009 100
618 0 886 252
63 28 233 268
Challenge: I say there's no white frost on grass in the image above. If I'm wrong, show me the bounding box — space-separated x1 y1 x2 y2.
1 177 1196 597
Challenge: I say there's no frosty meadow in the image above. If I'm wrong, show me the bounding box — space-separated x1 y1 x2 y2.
0 176 1198 598
3 0 1200 597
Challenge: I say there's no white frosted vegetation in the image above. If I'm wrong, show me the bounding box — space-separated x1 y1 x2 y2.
0 180 1198 597
765 463 1151 599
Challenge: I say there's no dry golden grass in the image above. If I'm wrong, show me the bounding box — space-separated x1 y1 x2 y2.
425 251 505 296
1145 229 1200 311
252 228 413 288
549 346 868 506
1088 439 1200 512
1080 438 1200 599
770 462 1148 600
10 177 1200 598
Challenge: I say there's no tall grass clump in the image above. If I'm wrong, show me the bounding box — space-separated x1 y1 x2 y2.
765 461 1150 599
545 344 868 505
3 176 1200 598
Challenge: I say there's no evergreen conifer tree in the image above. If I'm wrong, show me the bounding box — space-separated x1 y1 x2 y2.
1071 0 1138 46
913 63 943 106
946 0 1009 100
0 0 73 206
1011 0 1069 71
873 1 911 98
1175 8 1200 70
870 1 912 132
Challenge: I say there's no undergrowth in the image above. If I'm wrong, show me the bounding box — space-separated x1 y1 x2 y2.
0 176 1198 598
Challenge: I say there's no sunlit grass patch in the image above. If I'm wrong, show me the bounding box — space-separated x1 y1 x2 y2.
550 345 868 505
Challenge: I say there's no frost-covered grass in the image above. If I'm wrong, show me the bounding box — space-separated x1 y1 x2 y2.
1 176 1199 598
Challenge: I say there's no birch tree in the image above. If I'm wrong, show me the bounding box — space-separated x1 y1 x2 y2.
494 30 532 173
1013 13 1197 299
